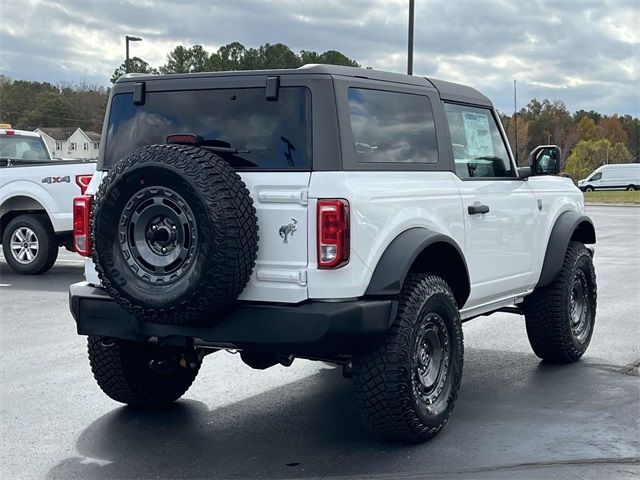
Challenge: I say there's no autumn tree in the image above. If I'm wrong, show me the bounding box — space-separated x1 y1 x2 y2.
564 139 632 179
576 116 598 141
619 115 640 161
597 115 628 144
520 99 577 165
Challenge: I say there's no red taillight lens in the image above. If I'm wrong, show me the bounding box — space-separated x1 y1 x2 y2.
75 174 92 195
317 199 349 268
73 195 91 256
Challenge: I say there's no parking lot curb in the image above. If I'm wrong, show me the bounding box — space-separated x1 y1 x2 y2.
585 203 640 207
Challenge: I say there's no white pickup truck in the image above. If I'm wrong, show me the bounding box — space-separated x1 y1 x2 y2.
0 126 95 274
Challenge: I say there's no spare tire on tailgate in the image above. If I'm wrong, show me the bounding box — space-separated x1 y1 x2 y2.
91 144 259 326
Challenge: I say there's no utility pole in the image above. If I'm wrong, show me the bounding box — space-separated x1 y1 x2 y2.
125 35 143 73
407 0 415 75
514 79 517 164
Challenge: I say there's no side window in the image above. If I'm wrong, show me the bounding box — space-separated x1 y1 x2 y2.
348 88 438 164
443 103 515 179
590 172 602 181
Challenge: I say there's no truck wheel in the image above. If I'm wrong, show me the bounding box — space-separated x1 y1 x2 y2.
353 274 463 442
87 336 202 407
91 144 259 326
1 214 58 275
626 185 636 191
522 241 596 363
584 186 594 192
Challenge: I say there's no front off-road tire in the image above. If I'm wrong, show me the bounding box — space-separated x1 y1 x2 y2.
92 144 259 326
88 336 202 407
522 241 597 363
2 214 58 275
353 274 463 442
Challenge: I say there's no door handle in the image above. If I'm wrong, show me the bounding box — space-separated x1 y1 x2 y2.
468 204 490 215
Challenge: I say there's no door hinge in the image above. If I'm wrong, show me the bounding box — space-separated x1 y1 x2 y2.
256 269 307 286
257 189 308 206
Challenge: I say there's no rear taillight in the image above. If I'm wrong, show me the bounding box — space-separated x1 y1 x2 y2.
73 195 91 256
317 199 350 268
75 174 92 195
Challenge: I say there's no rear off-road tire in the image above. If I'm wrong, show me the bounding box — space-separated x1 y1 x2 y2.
522 241 597 363
88 336 202 407
353 274 463 443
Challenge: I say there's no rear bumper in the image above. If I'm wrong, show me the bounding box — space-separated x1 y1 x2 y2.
69 282 397 356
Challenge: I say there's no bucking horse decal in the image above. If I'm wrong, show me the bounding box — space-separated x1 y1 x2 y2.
279 218 297 244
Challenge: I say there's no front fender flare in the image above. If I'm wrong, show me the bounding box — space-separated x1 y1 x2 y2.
537 211 596 288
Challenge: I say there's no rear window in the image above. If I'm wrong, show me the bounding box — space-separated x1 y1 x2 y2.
104 87 312 169
0 135 50 162
348 88 438 164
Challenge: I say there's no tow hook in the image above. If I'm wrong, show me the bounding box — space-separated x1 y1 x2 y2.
342 361 354 378
179 348 205 369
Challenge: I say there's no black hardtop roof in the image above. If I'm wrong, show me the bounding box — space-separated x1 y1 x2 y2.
117 64 492 107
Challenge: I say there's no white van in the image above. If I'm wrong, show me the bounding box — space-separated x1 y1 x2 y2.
578 164 640 191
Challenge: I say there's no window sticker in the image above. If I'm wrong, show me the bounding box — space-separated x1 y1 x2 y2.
462 111 494 157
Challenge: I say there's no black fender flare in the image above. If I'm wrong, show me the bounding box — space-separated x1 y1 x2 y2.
537 211 596 288
365 227 470 304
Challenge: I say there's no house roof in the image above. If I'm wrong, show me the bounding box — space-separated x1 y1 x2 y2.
35 127 101 142
36 127 76 141
84 131 102 141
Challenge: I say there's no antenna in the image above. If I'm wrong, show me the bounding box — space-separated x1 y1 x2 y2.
407 0 415 75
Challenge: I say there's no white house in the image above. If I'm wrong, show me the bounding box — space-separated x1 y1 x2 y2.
35 127 101 159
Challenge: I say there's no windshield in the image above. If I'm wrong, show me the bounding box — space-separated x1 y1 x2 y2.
104 87 312 170
0 135 50 161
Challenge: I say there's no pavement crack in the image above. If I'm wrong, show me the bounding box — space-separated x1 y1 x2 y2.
455 456 640 475
620 358 640 376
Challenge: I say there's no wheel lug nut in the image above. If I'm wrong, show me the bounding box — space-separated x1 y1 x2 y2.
172 225 176 230
161 247 167 253
151 225 157 231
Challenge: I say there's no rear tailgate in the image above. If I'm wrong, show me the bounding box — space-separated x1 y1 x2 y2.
236 172 310 303
85 74 322 304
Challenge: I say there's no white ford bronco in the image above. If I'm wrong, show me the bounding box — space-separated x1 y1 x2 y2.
69 65 596 442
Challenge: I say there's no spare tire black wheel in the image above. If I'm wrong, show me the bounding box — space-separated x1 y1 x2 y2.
92 144 259 326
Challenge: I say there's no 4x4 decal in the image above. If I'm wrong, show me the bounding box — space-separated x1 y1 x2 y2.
42 176 70 184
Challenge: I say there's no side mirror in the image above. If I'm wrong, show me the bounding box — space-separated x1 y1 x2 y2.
529 145 561 176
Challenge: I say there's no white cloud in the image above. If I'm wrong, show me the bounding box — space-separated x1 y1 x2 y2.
0 0 638 116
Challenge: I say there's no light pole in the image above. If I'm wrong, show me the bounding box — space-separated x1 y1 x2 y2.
125 35 142 73
407 0 415 75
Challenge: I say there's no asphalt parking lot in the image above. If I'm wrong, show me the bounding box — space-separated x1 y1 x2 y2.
1 205 638 480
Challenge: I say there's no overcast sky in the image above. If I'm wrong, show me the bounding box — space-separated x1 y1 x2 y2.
1 0 638 116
